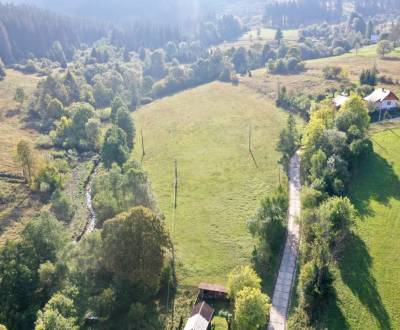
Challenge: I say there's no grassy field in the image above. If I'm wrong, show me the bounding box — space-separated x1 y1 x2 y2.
218 28 299 50
133 82 293 287
0 70 44 243
0 69 42 173
241 46 400 99
322 126 400 329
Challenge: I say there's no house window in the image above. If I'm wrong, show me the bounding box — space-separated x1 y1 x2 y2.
387 101 392 106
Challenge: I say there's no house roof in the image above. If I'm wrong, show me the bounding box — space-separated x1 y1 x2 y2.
183 302 214 330
333 94 349 107
198 282 228 293
364 88 399 103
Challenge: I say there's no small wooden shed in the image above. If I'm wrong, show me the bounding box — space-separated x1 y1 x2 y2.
198 283 228 300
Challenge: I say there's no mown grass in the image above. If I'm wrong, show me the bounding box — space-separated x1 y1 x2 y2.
219 28 298 50
0 70 43 243
0 69 42 173
133 82 292 286
322 126 400 329
241 46 400 99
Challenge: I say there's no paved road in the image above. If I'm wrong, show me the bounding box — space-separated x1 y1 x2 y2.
268 153 301 330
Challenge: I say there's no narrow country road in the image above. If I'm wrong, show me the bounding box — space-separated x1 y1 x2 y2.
268 152 301 330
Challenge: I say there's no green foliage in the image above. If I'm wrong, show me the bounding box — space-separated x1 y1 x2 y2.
92 161 155 224
35 293 78 330
111 95 127 122
50 189 75 222
15 139 36 184
14 87 25 104
33 164 62 200
267 57 305 74
53 102 97 151
41 98 65 130
0 213 69 330
359 67 378 86
116 107 135 149
377 40 393 57
227 265 261 300
247 186 288 278
277 114 300 169
101 206 170 296
322 66 344 81
234 287 270 330
101 126 129 168
275 28 283 46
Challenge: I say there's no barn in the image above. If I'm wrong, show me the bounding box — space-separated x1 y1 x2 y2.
364 88 399 110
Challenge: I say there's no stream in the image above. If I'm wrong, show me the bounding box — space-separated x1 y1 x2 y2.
85 166 98 233
77 159 100 240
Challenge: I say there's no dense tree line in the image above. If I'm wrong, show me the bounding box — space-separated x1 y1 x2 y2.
0 3 105 64
263 0 343 28
279 95 372 328
353 0 400 15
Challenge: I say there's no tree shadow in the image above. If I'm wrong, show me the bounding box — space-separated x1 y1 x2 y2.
350 150 400 218
320 286 350 329
337 233 392 329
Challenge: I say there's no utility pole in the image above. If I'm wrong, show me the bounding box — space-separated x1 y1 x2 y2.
248 124 252 152
141 129 145 161
167 160 178 329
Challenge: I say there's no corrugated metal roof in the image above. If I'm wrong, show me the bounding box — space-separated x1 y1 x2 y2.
333 94 349 107
183 314 209 330
365 88 398 103
184 302 214 330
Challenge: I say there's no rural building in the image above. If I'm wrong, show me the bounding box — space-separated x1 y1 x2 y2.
198 283 228 300
183 301 214 330
364 88 399 110
333 94 349 108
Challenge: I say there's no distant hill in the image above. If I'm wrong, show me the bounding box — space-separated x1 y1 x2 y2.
5 0 217 23
4 0 262 24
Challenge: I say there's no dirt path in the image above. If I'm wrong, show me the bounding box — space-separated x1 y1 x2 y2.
268 153 301 330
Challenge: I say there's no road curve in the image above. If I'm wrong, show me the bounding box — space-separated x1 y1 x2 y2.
268 152 301 330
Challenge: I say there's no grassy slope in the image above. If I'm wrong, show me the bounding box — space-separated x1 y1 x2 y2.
0 69 41 173
219 28 298 50
0 70 43 242
133 82 290 286
323 127 400 329
241 46 400 99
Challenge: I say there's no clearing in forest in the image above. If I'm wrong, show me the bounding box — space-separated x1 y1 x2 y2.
133 82 290 286
323 125 400 329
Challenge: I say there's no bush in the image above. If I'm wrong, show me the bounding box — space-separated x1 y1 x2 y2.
51 189 75 222
332 47 345 56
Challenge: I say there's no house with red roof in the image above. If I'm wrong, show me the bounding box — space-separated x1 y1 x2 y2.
364 88 399 110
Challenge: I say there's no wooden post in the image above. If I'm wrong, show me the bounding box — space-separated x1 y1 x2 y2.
141 129 145 160
168 160 178 329
248 125 252 152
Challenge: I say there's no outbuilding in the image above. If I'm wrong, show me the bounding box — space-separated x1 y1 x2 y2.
364 88 399 110
183 301 214 330
332 94 349 108
198 282 228 300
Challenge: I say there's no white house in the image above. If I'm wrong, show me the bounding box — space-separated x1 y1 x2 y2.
184 301 214 330
364 88 399 110
333 94 349 108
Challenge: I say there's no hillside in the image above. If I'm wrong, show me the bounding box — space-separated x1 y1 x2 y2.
241 46 400 99
133 81 293 286
0 70 42 243
323 124 400 329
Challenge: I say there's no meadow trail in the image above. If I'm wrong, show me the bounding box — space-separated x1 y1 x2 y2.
268 153 301 330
